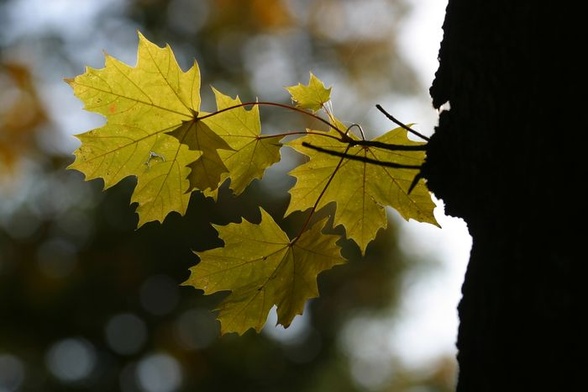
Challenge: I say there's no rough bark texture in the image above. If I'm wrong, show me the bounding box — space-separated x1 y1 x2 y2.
421 2 588 391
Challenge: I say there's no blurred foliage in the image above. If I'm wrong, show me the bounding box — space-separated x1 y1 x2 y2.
0 62 47 177
0 0 455 391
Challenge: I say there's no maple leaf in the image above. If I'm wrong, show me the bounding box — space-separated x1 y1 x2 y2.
184 208 344 335
285 72 331 112
168 119 232 195
202 88 282 196
286 128 438 254
66 32 203 226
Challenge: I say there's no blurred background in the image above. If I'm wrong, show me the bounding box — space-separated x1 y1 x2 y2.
0 0 470 391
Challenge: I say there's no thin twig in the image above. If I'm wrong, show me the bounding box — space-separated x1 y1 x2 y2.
349 139 427 151
375 104 430 142
301 142 422 170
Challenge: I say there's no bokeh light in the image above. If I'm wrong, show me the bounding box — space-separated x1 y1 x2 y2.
136 353 182 392
105 313 148 356
45 338 97 383
0 353 25 392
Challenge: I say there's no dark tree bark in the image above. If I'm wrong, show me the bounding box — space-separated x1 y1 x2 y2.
421 2 588 391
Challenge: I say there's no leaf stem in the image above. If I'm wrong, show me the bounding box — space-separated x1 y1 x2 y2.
257 130 343 142
197 101 351 140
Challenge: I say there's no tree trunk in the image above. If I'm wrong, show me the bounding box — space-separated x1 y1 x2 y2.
421 2 588 390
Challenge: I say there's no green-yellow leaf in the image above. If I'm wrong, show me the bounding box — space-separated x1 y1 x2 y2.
66 32 203 226
285 72 331 112
169 119 232 194
203 88 282 196
184 208 344 335
286 128 438 254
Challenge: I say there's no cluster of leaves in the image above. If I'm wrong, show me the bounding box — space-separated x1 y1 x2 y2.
66 32 438 335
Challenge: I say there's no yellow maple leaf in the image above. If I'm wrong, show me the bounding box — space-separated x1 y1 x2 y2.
285 72 332 113
66 32 202 226
168 119 232 195
286 128 438 254
184 208 344 335
202 88 282 196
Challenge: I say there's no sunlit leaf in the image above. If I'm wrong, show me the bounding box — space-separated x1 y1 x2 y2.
66 32 202 226
185 208 344 335
203 88 282 196
286 127 438 254
169 119 232 194
285 72 331 112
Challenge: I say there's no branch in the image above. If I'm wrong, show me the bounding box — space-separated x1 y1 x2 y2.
300 142 422 170
349 139 427 151
375 104 430 142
